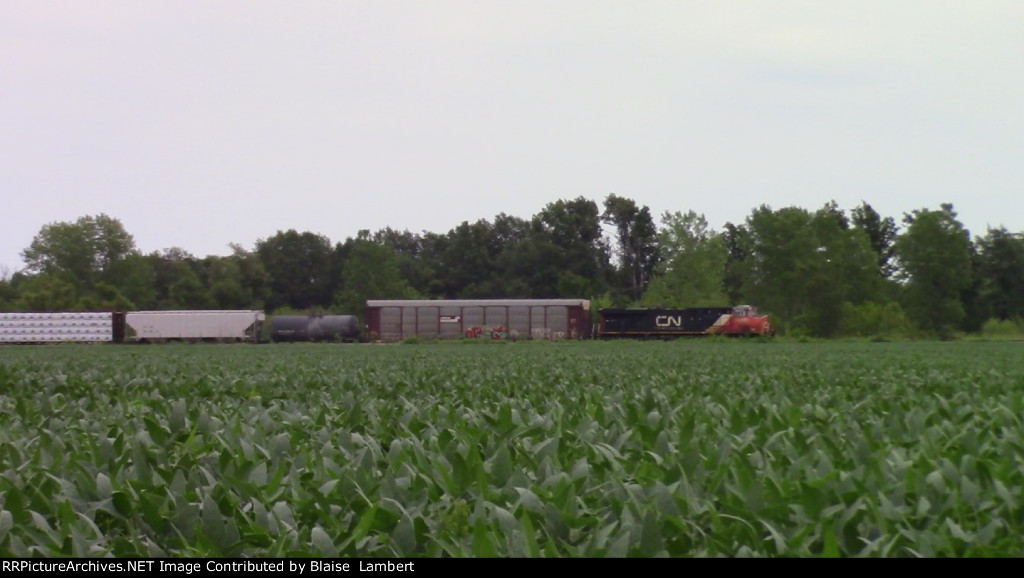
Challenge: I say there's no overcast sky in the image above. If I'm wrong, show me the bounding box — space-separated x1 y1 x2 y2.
2 1 1022 275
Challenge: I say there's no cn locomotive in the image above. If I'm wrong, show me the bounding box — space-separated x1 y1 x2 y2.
597 305 774 338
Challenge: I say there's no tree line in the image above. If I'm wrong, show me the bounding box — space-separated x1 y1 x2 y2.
2 196 1022 339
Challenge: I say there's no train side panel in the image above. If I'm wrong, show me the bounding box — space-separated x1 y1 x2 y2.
125 310 265 342
599 307 733 338
308 315 360 342
0 311 116 343
270 314 361 342
268 315 311 342
365 299 591 342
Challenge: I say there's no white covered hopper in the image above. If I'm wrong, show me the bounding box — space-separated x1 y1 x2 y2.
125 310 265 342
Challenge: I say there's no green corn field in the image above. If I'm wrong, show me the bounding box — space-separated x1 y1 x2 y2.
0 340 1022 557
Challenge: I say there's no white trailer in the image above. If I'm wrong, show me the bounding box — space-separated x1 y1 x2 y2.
125 310 265 342
0 312 115 343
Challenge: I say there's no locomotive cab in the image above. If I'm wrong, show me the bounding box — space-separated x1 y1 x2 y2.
723 305 772 336
732 305 755 317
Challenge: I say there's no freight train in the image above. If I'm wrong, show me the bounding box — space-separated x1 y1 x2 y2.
0 302 773 345
0 311 362 344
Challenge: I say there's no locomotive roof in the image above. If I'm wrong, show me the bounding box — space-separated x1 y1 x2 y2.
600 306 732 313
366 299 590 308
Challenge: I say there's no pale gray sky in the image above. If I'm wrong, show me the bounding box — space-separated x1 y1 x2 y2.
2 1 1022 274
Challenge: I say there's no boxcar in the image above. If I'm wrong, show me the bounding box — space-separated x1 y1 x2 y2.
365 299 591 342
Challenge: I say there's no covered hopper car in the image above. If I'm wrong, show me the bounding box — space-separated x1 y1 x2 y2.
597 305 773 338
125 310 265 342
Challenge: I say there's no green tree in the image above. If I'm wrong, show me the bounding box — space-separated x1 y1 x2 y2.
487 213 534 298
722 222 752 305
78 282 136 312
602 194 660 302
230 243 271 309
741 202 880 336
894 203 973 336
427 214 540 299
643 210 727 307
528 197 612 298
203 245 270 310
0 267 17 311
206 257 248 309
800 202 882 336
974 227 1024 321
21 214 137 292
169 269 212 309
371 228 439 298
145 248 204 309
103 253 157 310
742 206 818 328
851 201 900 279
435 219 500 298
256 230 335 311
960 242 986 334
333 231 418 320
838 300 916 338
15 273 80 311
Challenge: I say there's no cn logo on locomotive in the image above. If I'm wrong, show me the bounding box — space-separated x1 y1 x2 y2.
655 315 683 327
